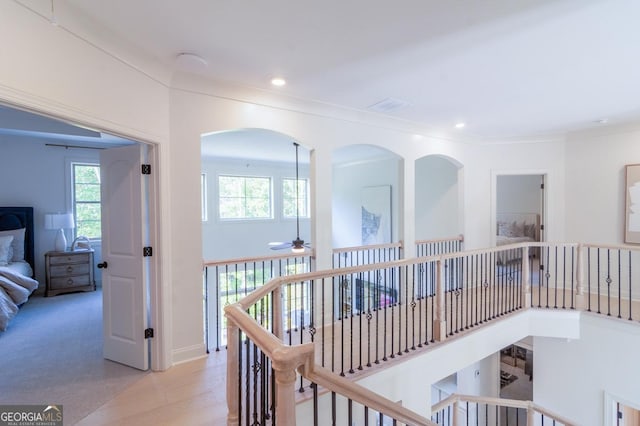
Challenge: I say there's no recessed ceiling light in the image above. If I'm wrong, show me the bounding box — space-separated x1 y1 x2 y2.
596 118 609 124
271 77 286 87
455 122 466 129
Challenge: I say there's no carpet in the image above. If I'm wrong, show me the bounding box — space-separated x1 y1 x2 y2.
0 289 148 425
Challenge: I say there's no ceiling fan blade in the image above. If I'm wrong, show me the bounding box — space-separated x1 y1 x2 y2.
269 242 293 250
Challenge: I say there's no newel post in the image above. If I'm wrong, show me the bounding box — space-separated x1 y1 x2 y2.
226 319 240 426
526 403 535 425
434 258 447 341
272 362 299 426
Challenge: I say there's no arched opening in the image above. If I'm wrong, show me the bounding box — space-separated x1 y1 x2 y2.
201 128 311 259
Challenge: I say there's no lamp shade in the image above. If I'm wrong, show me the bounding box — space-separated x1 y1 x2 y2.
44 213 75 230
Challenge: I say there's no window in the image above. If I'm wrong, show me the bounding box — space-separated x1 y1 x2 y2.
201 173 208 222
218 175 272 219
282 178 309 218
72 163 101 239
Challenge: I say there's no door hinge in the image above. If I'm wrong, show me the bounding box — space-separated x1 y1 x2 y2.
540 224 544 230
540 183 544 189
143 246 153 257
144 328 154 339
141 164 151 175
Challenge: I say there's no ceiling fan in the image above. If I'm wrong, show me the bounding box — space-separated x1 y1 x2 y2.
269 142 310 253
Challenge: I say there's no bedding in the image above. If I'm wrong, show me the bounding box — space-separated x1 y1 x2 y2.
0 207 37 331
0 266 38 331
496 213 540 264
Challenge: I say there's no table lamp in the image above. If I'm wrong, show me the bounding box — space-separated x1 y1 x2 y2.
45 213 75 251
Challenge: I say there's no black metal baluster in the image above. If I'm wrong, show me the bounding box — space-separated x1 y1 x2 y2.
364 406 369 426
252 341 259 426
392 268 401 357
375 268 381 363
545 248 551 309
331 277 336 373
570 248 575 309
417 264 423 347
597 248 602 314
618 249 622 319
349 278 355 374
587 247 592 312
348 399 352 425
312 382 318 426
237 331 243 426
629 251 633 321
321 277 326 368
411 265 417 350
245 337 250 426
554 246 558 309
607 249 612 316
561 246 567 309
331 392 336 426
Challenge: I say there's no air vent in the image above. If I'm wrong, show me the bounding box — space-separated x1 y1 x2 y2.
367 97 412 113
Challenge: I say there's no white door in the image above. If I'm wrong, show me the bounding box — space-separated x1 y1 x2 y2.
100 144 150 370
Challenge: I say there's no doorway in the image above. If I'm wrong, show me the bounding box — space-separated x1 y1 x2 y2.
0 102 160 370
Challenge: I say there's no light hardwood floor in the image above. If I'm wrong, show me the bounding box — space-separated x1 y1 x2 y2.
77 351 228 425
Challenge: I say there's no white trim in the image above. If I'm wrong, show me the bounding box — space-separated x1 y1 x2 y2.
172 343 208 365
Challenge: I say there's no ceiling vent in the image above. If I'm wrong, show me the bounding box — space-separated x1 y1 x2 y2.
367 97 411 113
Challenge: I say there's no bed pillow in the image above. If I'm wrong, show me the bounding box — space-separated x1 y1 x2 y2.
0 228 25 262
0 235 14 266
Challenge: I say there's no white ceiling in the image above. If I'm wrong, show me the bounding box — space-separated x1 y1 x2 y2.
50 0 640 141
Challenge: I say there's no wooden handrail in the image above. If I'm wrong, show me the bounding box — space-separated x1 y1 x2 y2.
332 241 403 254
304 364 436 426
415 234 464 245
203 249 315 268
431 394 577 426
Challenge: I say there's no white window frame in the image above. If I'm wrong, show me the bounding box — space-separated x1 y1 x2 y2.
282 177 309 219
217 174 273 221
70 161 102 241
201 173 208 222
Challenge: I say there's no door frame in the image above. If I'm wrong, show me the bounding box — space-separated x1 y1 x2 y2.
0 98 168 371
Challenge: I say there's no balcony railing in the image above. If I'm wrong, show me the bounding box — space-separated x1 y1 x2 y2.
431 394 576 426
223 241 640 425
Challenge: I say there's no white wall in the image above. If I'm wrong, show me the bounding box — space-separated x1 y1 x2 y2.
0 137 102 288
496 174 542 215
415 155 460 240
201 156 310 260
565 127 640 244
332 156 401 248
534 314 640 426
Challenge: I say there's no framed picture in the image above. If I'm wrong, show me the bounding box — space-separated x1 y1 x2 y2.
361 185 391 245
625 164 640 243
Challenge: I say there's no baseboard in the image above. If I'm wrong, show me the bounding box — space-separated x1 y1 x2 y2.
171 343 208 365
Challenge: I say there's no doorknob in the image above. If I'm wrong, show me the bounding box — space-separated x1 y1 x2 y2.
97 261 108 269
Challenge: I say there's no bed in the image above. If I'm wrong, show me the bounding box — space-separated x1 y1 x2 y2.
496 212 540 264
0 207 39 331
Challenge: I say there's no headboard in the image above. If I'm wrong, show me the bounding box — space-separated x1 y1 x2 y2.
496 212 540 241
0 207 35 272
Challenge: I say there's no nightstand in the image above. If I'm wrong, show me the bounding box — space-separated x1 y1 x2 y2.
45 250 96 297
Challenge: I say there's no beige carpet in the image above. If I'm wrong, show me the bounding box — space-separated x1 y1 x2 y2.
0 288 148 425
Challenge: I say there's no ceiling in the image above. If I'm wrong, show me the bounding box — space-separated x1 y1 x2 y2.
6 0 640 159
46 0 640 141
